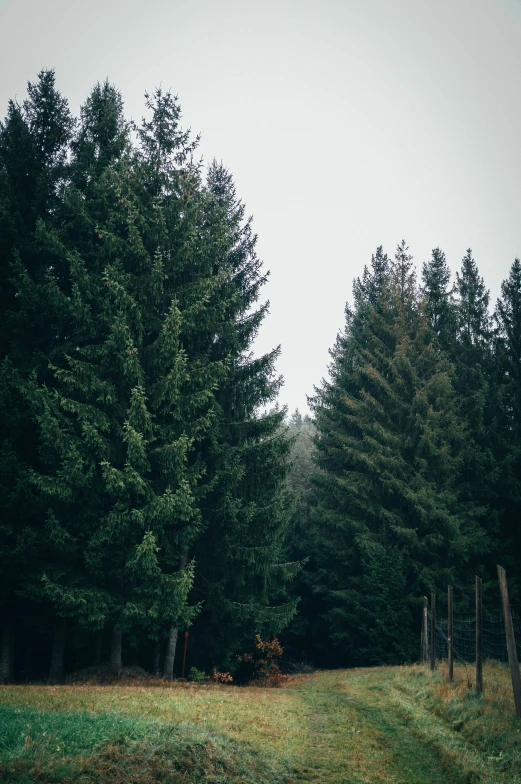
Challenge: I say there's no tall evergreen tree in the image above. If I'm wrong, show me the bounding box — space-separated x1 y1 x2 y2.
494 259 521 599
187 163 299 671
0 70 74 681
23 86 226 677
451 250 497 588
1 74 298 680
352 245 391 311
392 238 416 304
421 247 456 352
309 243 485 665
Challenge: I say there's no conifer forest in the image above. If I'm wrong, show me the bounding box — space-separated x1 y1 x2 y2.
1 71 521 684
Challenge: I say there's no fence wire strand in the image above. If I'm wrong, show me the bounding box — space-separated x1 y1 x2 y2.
425 606 521 664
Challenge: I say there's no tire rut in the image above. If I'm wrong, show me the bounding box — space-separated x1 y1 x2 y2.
290 671 495 784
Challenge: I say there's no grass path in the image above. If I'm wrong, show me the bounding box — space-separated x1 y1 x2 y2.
292 669 493 783
1 666 520 783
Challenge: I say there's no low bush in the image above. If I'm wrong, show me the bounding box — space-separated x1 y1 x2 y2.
236 636 288 687
211 670 234 684
188 667 209 683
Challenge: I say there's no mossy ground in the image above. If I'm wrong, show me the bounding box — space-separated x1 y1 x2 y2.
1 662 520 783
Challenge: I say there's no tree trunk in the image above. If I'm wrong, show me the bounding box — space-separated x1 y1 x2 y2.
47 617 66 685
94 628 103 666
162 552 188 680
110 629 122 674
163 625 179 680
0 624 14 684
23 639 32 683
153 640 161 676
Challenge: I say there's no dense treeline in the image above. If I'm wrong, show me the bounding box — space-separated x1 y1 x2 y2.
284 243 521 667
2 72 520 683
0 72 298 683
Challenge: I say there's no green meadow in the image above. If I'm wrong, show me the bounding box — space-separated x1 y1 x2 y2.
1 663 521 783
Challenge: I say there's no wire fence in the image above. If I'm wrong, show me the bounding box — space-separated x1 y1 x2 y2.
427 607 521 665
421 572 521 717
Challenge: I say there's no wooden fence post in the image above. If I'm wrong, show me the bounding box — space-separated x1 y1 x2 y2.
422 596 429 664
430 592 436 671
476 576 483 695
448 585 453 683
497 566 521 718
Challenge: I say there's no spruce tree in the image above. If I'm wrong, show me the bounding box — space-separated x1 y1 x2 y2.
451 250 497 587
494 259 521 599
1 73 299 679
0 70 74 681
352 245 391 311
187 162 299 671
421 247 456 353
309 243 484 665
24 86 224 676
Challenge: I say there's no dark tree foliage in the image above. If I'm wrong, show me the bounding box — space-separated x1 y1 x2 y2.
421 247 456 353
0 71 75 682
188 164 300 671
494 259 521 600
453 250 494 435
0 73 296 681
308 243 487 666
450 250 498 595
278 411 316 664
2 72 520 679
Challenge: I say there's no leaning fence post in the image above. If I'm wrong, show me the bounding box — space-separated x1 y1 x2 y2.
497 565 521 718
422 596 429 664
448 585 454 682
476 576 483 695
430 592 436 670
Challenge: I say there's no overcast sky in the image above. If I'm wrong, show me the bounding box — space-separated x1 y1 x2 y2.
1 0 520 414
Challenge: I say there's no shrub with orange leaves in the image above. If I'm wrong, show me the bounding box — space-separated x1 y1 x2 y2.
237 635 288 687
211 669 233 684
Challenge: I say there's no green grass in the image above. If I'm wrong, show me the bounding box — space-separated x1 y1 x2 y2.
0 703 295 783
0 681 306 764
391 662 521 782
1 663 520 783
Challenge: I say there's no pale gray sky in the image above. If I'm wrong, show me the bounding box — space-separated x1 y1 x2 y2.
1 0 520 414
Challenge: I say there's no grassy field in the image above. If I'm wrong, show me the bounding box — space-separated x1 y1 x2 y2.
1 662 520 783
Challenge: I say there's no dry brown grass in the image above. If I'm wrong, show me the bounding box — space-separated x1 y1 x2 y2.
405 659 519 716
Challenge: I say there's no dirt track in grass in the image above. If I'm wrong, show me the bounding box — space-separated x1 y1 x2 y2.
2 665 520 783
